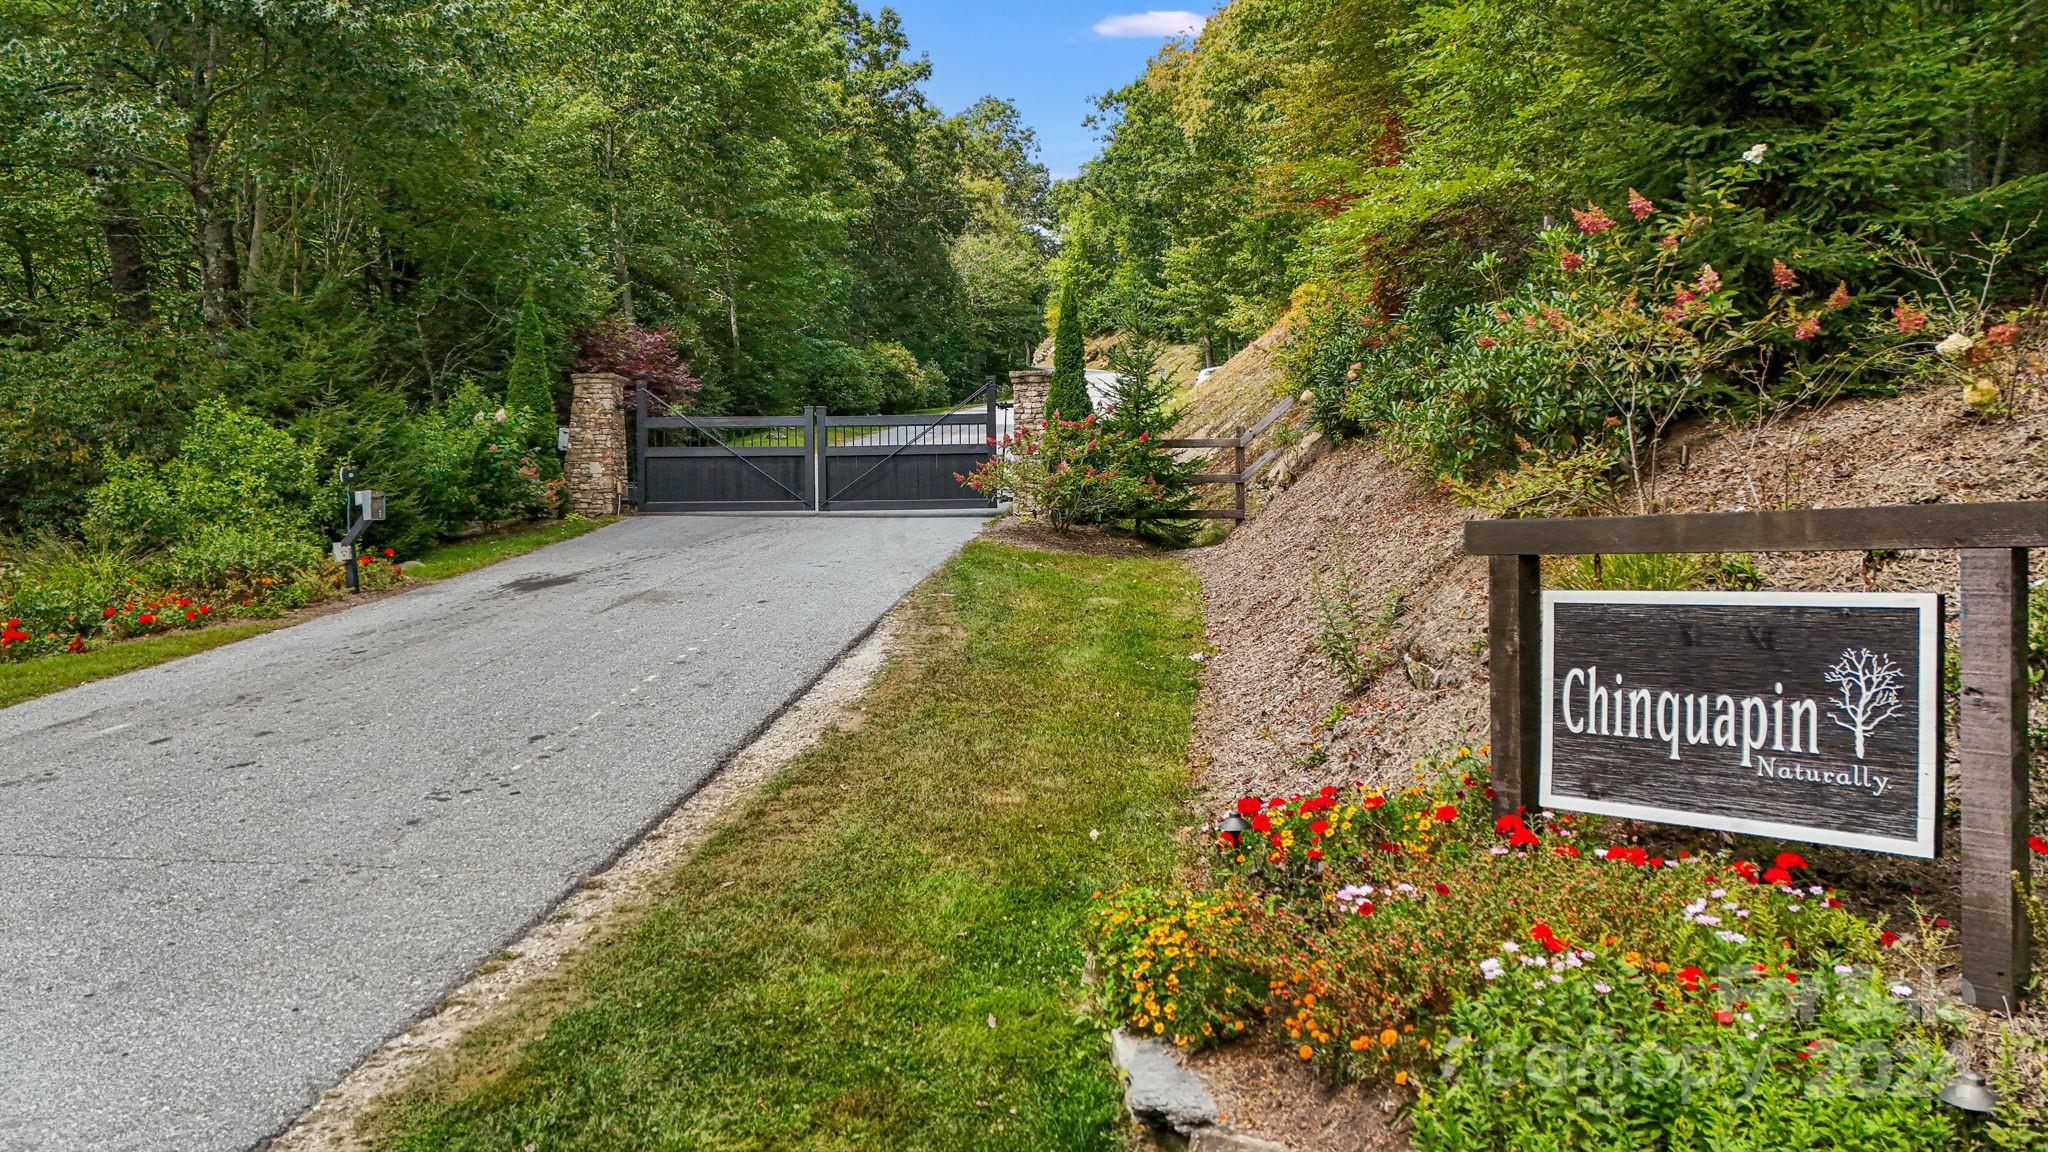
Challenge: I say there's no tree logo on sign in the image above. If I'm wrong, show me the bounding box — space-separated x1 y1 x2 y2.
1824 649 1904 760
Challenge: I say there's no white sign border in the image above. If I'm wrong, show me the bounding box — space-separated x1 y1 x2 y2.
1538 589 1942 859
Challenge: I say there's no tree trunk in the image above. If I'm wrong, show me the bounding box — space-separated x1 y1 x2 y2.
99 178 150 321
9 229 35 304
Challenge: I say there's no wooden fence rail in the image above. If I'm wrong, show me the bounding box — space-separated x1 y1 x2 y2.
1156 394 1297 521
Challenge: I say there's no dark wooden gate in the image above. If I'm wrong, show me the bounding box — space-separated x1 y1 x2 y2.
635 383 998 513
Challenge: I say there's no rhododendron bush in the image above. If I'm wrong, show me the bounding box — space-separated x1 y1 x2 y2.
1088 749 2043 1147
1299 164 2040 497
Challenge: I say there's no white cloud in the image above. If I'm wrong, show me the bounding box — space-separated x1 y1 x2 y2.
1092 10 1206 38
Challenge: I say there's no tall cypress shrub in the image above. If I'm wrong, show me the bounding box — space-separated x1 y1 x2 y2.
504 298 557 445
1047 274 1092 420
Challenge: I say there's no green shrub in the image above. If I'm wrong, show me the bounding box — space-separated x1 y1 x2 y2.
1412 957 1956 1152
82 398 323 551
1310 544 1404 693
369 382 563 555
963 414 1180 532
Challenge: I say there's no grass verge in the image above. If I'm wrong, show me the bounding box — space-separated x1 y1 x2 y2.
403 516 611 581
0 517 613 710
0 623 278 710
373 541 1204 1151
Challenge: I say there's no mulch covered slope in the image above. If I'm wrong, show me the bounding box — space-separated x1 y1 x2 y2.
1188 376 2048 811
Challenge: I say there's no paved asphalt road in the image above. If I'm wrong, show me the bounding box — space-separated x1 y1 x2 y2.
0 513 984 1152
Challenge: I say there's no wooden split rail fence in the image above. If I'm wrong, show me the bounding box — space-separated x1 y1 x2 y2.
1157 394 1298 521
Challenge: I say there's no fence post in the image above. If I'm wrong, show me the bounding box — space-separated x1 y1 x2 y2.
1233 426 1247 521
1958 547 2032 1011
1487 554 1542 819
985 377 999 451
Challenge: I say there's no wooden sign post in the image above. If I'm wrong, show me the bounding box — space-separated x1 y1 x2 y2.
1467 502 2044 1013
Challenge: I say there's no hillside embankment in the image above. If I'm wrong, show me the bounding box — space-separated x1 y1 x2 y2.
1179 326 2048 815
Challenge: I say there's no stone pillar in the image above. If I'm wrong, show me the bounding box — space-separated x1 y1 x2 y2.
1009 368 1050 432
566 372 628 518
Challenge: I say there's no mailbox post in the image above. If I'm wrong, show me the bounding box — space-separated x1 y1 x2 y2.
333 467 386 593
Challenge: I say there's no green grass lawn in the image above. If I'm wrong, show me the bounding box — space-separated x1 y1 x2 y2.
0 517 613 710
375 541 1204 1151
0 623 279 710
403 516 610 580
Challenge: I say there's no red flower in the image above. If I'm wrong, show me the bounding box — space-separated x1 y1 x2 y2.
1677 966 1704 990
1318 785 1339 800
1434 882 1451 896
1879 930 1899 947
1713 1009 1735 1025
1363 795 1385 810
175 598 190 608
1774 852 1808 871
1355 899 1375 916
0 628 28 645
1731 860 1759 883
1310 819 1331 837
2028 835 2048 855
184 611 197 621
137 614 156 625
1572 204 1616 234
103 607 118 618
1553 844 1581 857
1560 251 1584 272
1509 824 1540 848
1433 804 1458 822
1626 188 1655 221
383 548 396 557
1478 335 1497 349
1893 302 1928 333
1986 322 2019 346
1306 847 1324 860
1236 797 1261 817
1494 813 1522 835
1771 260 1798 288
198 606 210 615
1251 813 1273 833
1762 866 1794 885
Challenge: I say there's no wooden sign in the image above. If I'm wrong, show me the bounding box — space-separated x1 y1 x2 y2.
1540 591 1942 857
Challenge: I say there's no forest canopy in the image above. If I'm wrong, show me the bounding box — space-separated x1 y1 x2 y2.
1060 0 2048 361
0 0 1052 529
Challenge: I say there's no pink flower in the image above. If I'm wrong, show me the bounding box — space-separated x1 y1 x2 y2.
1695 264 1721 293
1659 234 1679 251
1572 204 1616 234
1478 336 1497 349
1824 282 1851 310
1626 188 1655 221
1560 250 1584 272
1893 302 1927 333
1986 322 2019 346
1794 315 1820 340
1771 260 1798 288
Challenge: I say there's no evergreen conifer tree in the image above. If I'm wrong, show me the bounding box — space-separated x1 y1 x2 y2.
1046 273 1092 420
504 298 557 446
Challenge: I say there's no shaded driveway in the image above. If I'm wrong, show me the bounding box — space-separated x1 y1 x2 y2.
0 513 984 1152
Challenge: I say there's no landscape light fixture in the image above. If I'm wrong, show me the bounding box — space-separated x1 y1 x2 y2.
1216 812 1250 847
1937 1069 1997 1115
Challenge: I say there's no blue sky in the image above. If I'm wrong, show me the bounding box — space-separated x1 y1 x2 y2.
883 3 1210 180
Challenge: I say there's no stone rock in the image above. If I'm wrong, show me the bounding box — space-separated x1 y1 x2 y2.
1190 1131 1291 1152
1110 1029 1219 1134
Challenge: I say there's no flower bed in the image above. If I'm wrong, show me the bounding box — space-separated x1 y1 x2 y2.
1092 750 2048 1148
